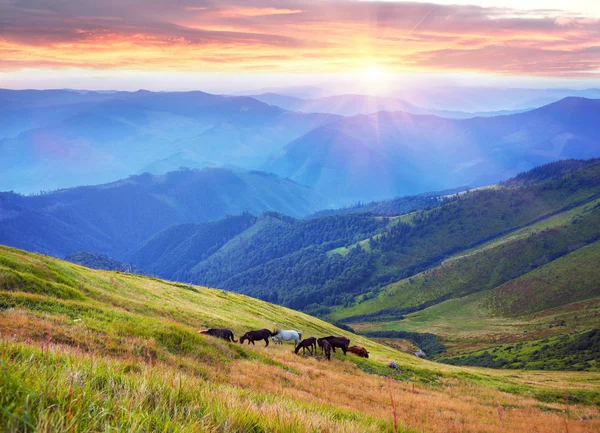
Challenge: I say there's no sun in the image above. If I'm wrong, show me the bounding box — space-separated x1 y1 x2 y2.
360 65 385 81
355 64 390 95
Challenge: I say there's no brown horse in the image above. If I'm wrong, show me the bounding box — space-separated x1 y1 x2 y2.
319 339 332 361
240 329 273 346
348 345 369 358
199 328 237 343
320 336 349 355
295 337 317 355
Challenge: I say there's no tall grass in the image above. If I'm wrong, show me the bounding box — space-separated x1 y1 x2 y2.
0 341 395 433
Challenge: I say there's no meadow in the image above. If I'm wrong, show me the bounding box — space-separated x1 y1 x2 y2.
1 245 600 432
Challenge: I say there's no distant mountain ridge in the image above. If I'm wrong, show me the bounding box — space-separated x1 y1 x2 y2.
251 92 530 118
265 97 600 204
0 89 339 193
0 167 324 259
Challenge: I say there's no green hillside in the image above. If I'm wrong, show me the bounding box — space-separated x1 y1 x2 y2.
440 329 600 371
2 245 600 432
332 198 600 322
326 162 600 370
352 240 600 348
338 222 600 370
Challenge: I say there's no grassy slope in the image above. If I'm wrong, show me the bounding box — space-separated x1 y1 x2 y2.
2 245 600 432
350 241 600 365
331 198 600 321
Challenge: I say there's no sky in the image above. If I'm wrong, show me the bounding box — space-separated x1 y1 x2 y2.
1 0 600 92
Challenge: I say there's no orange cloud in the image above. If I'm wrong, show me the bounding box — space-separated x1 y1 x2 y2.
218 7 303 17
0 1 599 78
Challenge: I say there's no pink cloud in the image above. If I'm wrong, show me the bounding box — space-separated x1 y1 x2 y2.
0 0 599 76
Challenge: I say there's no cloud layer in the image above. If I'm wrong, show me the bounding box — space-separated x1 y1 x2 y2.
1 0 600 77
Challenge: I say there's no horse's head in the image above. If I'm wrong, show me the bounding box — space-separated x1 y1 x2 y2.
240 334 248 344
271 336 277 343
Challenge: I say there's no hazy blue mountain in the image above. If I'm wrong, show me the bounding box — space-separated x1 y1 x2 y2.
230 85 329 99
305 188 466 218
0 167 325 259
0 89 339 193
395 86 600 112
251 93 529 118
265 97 600 205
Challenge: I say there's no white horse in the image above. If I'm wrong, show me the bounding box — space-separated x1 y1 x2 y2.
271 329 302 346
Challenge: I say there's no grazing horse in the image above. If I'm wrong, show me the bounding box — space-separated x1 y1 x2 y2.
319 339 332 361
348 345 369 358
321 336 350 354
295 337 317 355
198 328 237 343
240 329 273 346
271 330 302 346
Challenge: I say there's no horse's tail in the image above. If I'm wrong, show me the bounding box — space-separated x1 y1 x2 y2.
271 329 279 337
230 332 238 343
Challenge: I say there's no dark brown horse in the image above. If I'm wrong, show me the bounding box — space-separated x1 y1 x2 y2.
199 328 237 342
320 336 349 354
240 329 273 346
348 345 369 358
319 339 332 360
294 337 317 355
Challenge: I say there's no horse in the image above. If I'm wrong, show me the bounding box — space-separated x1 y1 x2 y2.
319 336 348 355
319 339 332 361
240 329 273 346
294 337 317 355
320 336 350 354
348 345 369 358
198 328 237 343
271 330 302 346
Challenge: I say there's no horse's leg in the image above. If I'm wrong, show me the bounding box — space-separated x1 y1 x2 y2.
265 338 269 347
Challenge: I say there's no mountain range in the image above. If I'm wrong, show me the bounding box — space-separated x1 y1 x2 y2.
2 88 600 206
0 167 324 258
250 92 529 118
0 89 338 193
265 97 600 202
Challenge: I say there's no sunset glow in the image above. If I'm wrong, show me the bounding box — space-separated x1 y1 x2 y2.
1 0 600 89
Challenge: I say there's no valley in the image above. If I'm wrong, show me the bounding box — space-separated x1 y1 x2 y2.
3 157 597 377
